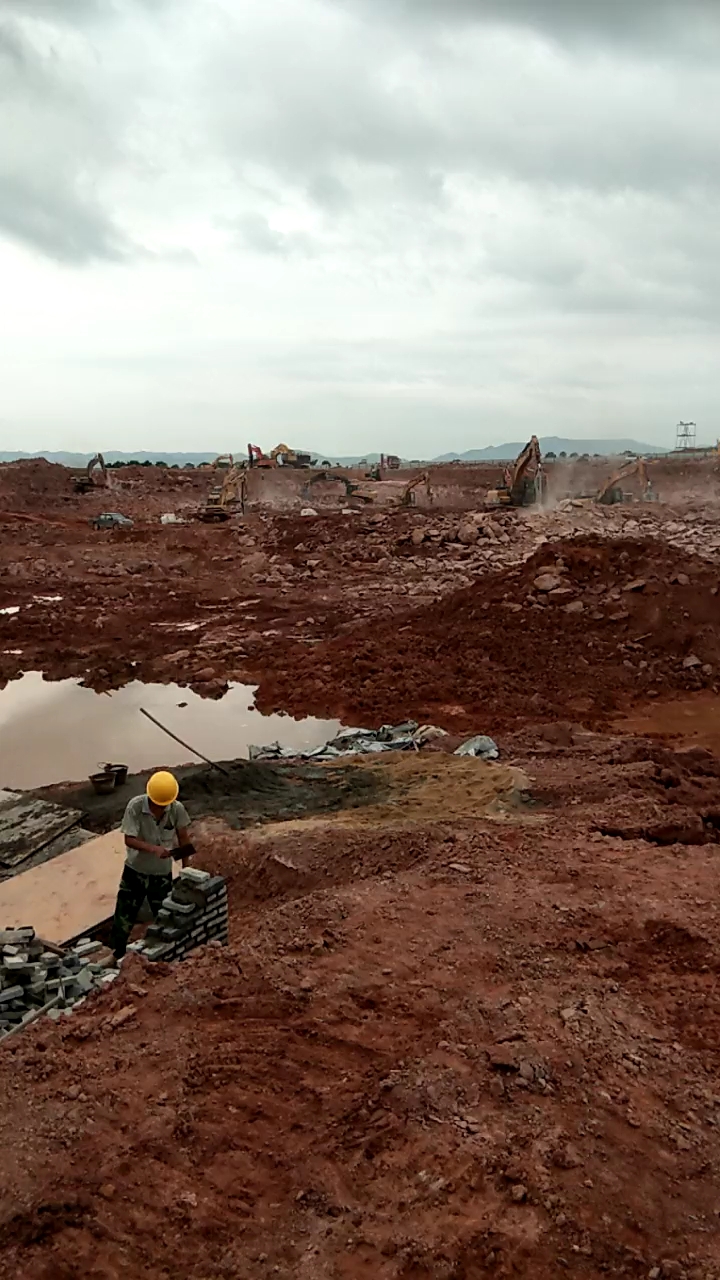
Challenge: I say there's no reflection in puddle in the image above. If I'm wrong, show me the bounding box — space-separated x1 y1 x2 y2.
0 673 341 789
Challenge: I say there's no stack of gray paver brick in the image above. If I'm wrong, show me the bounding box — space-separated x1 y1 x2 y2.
0 927 117 1038
129 868 228 962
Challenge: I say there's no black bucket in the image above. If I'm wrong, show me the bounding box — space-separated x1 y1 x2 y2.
90 772 116 796
103 763 129 787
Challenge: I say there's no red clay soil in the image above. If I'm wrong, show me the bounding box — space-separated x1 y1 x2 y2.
0 459 207 519
0 455 719 730
0 497 520 697
1 800 720 1279
0 461 77 515
255 537 720 732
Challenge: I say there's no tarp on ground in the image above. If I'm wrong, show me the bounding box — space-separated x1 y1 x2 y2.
249 721 449 763
251 722 500 765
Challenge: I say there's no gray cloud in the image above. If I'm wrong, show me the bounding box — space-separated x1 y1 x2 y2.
1 0 719 454
202 0 720 214
4 0 164 18
0 174 127 263
0 14 132 262
234 213 315 258
346 0 720 51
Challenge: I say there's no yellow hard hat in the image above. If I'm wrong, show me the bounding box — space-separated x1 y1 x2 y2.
146 770 179 806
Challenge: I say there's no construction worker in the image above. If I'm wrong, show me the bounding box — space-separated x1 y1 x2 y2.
109 770 194 960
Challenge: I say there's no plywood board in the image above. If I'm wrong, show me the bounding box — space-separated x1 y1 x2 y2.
0 829 127 944
0 791 82 870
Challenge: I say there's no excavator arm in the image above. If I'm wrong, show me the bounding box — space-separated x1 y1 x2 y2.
73 452 107 493
509 436 542 500
401 472 431 507
198 465 246 522
596 458 653 505
86 453 107 485
491 436 544 507
247 444 274 467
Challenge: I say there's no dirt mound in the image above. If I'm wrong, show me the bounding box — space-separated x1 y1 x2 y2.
0 458 209 526
0 460 75 514
256 537 720 731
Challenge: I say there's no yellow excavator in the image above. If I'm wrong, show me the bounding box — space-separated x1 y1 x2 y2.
301 468 430 508
270 443 313 468
72 453 108 494
487 436 545 507
401 472 432 507
596 457 657 505
198 466 246 522
198 454 235 471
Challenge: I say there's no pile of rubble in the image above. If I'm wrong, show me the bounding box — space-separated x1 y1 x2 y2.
256 534 720 731
0 926 116 1036
259 502 720 612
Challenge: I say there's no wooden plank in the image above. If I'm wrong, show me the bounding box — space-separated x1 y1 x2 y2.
0 830 127 944
0 792 82 870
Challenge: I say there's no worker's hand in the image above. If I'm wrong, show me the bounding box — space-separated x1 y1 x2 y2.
175 841 196 869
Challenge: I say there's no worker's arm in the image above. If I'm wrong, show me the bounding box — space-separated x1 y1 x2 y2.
174 805 194 868
124 835 168 857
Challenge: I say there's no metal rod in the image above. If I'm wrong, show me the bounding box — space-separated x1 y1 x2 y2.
2 995 60 1042
139 707 232 777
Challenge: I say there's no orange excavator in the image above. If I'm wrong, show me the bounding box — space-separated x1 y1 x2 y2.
247 442 314 468
487 436 545 507
247 444 274 469
596 457 657 505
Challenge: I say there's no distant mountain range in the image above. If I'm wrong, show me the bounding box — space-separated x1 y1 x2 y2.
0 450 220 467
433 437 667 461
0 438 667 468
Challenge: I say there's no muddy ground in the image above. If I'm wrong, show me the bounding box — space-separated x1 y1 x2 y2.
38 757 388 834
2 458 720 1278
3 738 720 1278
1 457 719 727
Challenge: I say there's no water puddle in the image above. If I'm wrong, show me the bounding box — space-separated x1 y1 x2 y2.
0 673 340 790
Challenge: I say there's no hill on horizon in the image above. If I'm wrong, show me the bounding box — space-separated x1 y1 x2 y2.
0 437 668 468
433 437 667 462
0 450 220 468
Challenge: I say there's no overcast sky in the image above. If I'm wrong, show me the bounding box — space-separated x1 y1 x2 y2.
1 0 719 456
